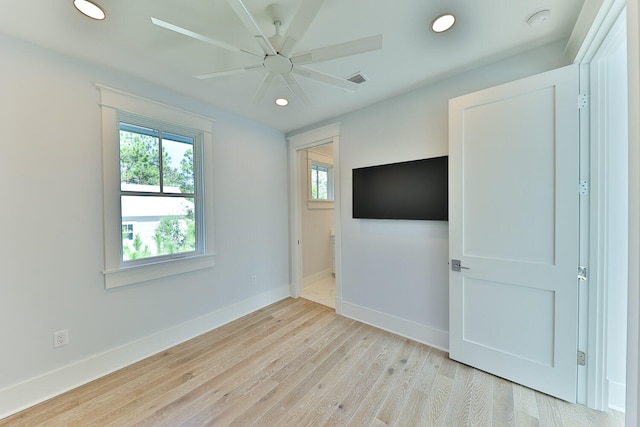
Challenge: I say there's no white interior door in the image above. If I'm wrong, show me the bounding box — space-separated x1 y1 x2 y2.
448 64 580 402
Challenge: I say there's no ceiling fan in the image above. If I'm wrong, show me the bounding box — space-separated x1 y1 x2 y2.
151 0 383 105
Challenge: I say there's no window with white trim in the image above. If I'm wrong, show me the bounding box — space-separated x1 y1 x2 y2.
310 161 334 201
98 85 215 289
119 120 201 263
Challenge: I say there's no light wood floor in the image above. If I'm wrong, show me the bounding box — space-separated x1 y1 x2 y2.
1 298 624 426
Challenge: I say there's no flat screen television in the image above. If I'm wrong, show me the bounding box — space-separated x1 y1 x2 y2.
352 156 448 221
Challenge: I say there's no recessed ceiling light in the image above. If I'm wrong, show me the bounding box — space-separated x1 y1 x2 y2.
431 14 455 33
275 97 289 107
73 0 106 20
527 9 551 27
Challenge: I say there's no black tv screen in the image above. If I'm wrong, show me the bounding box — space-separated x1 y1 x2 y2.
352 156 448 221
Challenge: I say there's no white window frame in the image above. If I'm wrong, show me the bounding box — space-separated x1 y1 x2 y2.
310 160 334 201
307 151 334 209
118 114 203 264
98 84 215 289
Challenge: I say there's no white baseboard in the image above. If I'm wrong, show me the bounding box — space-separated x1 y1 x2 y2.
341 301 449 352
608 380 626 413
0 285 290 420
335 296 343 315
303 268 333 288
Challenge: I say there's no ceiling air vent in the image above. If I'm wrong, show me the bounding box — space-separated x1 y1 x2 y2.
346 72 367 84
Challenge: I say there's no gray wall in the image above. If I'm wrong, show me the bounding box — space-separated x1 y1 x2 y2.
0 33 289 415
333 41 572 348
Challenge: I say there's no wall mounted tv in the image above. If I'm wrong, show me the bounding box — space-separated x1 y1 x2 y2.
352 156 448 221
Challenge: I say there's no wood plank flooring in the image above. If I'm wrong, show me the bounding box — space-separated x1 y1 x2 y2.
0 298 625 426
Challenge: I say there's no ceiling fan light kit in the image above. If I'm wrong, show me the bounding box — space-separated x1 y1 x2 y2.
73 0 106 20
431 13 455 33
150 0 383 106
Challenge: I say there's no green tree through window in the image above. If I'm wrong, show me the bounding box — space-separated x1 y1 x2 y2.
119 122 198 262
311 163 331 200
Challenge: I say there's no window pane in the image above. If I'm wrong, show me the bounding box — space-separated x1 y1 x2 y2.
121 195 196 261
318 167 328 199
119 123 160 192
311 166 318 199
162 135 194 194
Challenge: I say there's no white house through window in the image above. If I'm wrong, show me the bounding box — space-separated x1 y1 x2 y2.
119 121 201 263
122 223 134 241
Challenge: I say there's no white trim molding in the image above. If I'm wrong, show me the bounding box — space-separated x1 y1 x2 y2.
303 268 333 288
625 0 640 425
608 380 626 412
576 0 630 412
341 301 449 352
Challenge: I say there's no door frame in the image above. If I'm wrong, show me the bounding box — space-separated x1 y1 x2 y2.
574 0 630 412
624 1 639 424
287 123 343 313
589 7 628 412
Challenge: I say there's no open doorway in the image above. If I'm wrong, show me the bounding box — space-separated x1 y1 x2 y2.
299 143 336 308
287 123 342 312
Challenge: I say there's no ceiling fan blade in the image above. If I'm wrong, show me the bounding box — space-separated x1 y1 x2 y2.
195 64 263 79
291 34 383 65
253 72 276 104
226 0 277 55
150 17 262 58
281 73 311 105
292 67 359 92
279 0 326 57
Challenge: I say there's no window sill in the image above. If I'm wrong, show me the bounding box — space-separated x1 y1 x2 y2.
103 253 215 289
308 200 335 210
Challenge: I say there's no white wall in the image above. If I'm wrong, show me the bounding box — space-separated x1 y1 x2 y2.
334 41 572 350
300 149 334 283
0 34 289 416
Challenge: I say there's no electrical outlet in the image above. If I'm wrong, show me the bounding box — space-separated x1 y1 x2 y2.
53 329 69 348
250 275 257 286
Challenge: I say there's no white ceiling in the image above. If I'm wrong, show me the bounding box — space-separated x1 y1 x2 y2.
0 0 585 132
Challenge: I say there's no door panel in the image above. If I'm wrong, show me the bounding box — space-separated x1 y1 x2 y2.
463 278 555 366
449 64 580 402
462 86 556 264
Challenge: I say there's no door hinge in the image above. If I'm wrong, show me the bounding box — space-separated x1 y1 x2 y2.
577 350 586 366
579 180 588 195
578 93 588 109
578 266 588 281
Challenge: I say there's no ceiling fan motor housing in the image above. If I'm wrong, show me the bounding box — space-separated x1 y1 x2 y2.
263 54 293 74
